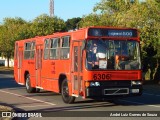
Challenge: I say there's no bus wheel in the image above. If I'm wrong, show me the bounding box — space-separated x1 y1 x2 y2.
61 79 75 104
36 88 40 93
25 74 36 93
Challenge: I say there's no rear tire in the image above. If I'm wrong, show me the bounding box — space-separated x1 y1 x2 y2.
61 79 75 104
25 74 36 93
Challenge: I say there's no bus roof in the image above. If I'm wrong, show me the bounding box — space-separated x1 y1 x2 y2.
15 26 139 43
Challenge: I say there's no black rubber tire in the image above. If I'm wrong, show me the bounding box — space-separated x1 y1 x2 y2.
25 74 36 93
36 88 40 93
61 79 75 104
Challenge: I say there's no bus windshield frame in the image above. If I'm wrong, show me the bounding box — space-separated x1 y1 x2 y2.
85 39 141 71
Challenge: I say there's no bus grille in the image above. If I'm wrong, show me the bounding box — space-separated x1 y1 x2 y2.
104 88 129 95
101 81 131 87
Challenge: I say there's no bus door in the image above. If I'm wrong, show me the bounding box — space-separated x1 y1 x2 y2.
71 41 83 96
17 47 23 84
35 45 42 87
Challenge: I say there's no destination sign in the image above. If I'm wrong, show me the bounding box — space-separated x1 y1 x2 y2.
88 28 137 38
108 30 133 37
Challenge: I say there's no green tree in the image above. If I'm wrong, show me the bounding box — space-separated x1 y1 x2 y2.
80 0 135 27
80 0 160 82
0 17 28 67
30 14 66 36
79 14 100 27
15 22 33 39
65 17 81 31
0 14 67 67
93 0 131 14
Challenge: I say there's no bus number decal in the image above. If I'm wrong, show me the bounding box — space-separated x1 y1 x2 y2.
93 74 111 80
51 62 56 74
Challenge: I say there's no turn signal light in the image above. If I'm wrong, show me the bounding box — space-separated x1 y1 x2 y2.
85 82 90 87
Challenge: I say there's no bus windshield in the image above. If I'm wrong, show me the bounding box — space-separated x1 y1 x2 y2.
86 39 141 70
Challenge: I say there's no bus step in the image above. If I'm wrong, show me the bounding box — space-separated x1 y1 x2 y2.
18 83 25 85
72 94 79 97
36 86 43 89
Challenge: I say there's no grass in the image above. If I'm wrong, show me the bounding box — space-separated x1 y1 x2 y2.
0 66 13 71
0 105 14 120
0 105 13 112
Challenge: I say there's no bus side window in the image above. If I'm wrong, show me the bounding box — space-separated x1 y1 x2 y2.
44 39 50 59
24 42 31 59
30 42 35 59
60 36 70 59
24 41 35 60
50 38 60 59
15 43 18 60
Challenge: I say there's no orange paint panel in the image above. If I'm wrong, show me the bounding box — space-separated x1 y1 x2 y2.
83 70 141 81
14 26 142 100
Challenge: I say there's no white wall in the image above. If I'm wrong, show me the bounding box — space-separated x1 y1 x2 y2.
0 57 14 67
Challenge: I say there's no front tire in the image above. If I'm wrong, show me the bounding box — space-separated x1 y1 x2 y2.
25 74 36 93
61 79 75 104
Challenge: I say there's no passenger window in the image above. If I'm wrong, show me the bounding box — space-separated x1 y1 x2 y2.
30 42 35 59
24 41 35 59
50 38 60 59
44 39 50 59
60 36 70 59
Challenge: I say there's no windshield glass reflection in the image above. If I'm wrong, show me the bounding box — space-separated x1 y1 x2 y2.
86 40 141 70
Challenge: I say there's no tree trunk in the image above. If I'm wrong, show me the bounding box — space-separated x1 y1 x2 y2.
154 58 160 83
6 52 11 68
7 56 10 68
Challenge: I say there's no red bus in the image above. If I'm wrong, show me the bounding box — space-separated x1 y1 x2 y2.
14 26 142 104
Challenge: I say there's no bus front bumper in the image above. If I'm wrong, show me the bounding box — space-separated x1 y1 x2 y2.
85 85 143 99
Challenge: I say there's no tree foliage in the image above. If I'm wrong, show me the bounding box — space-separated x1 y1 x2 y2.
0 14 66 67
0 17 27 67
30 14 66 36
65 17 81 31
80 0 160 81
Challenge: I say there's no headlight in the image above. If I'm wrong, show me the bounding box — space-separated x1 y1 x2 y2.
90 82 95 87
95 82 100 86
132 81 142 85
90 82 100 87
132 81 136 85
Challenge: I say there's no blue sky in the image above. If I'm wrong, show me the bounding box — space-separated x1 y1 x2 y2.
0 0 100 23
